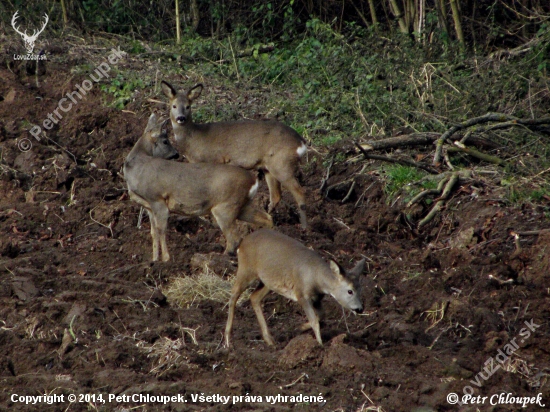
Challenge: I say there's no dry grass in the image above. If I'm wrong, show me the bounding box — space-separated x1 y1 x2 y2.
136 335 195 376
502 354 549 389
164 268 251 308
135 325 199 376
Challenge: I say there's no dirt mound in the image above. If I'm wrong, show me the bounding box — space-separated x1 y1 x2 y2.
1 48 549 412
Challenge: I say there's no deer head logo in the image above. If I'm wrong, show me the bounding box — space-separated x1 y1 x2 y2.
11 11 49 55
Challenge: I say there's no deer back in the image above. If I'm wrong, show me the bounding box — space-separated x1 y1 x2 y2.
237 229 361 305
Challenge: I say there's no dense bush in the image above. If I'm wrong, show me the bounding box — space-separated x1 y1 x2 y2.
2 0 549 49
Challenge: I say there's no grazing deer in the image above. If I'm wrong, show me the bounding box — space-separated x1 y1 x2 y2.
161 80 308 228
124 114 273 262
225 229 365 347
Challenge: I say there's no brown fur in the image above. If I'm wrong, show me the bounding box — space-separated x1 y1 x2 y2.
162 81 308 228
225 229 365 346
124 114 273 262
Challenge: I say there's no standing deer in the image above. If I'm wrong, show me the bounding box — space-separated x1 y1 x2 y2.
11 11 49 54
225 229 365 347
124 114 273 262
161 81 308 228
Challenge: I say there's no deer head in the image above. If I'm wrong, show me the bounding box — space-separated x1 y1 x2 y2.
12 11 49 54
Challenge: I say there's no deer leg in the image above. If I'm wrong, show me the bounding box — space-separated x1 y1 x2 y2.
281 177 307 228
237 201 274 228
225 270 255 348
299 322 312 331
299 299 323 331
128 190 160 258
250 283 275 346
146 209 160 261
299 297 322 345
265 172 282 213
267 165 307 228
211 204 240 255
150 202 170 262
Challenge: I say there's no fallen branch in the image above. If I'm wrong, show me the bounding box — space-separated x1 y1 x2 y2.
443 148 454 170
358 132 498 152
147 98 166 105
407 177 448 207
448 142 507 166
89 205 114 238
341 179 357 203
511 229 550 236
433 112 550 165
325 178 354 199
281 372 308 389
418 172 459 228
412 169 472 187
319 157 334 193
489 35 545 60
215 45 275 64
359 132 441 151
354 141 438 174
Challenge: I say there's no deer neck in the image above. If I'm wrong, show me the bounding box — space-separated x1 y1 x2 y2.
172 119 199 138
125 136 153 166
319 269 340 297
172 120 202 155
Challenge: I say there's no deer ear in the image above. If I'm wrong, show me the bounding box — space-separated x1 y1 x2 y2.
146 113 158 131
347 258 365 280
188 84 203 102
161 80 177 99
145 114 161 143
329 260 343 278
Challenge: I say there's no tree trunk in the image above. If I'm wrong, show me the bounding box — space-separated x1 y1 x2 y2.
190 0 200 33
416 0 425 40
435 0 450 39
60 0 68 26
449 0 465 50
351 0 376 30
367 0 378 28
175 0 181 44
388 0 409 33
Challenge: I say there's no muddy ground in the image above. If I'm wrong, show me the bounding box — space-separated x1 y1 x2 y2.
0 40 549 412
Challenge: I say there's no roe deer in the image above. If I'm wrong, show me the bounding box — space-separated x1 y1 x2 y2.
124 114 273 262
225 229 365 347
161 80 308 228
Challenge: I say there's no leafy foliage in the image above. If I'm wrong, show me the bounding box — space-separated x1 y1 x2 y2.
100 73 145 109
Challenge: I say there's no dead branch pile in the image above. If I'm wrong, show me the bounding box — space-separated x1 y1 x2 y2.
342 112 550 229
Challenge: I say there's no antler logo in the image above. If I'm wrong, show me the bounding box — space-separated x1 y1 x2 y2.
11 11 49 55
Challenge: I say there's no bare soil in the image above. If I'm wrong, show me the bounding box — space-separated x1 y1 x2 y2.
0 41 549 412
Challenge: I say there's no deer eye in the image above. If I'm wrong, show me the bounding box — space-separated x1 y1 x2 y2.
348 290 354 295
186 105 190 110
172 105 176 109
